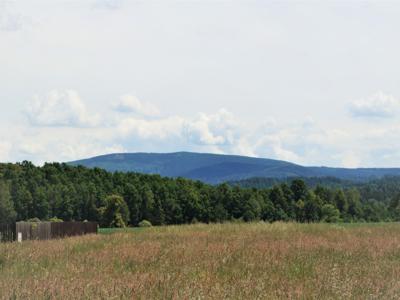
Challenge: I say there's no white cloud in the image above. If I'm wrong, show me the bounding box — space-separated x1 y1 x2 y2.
26 90 101 127
337 152 361 169
183 109 241 146
18 142 46 156
258 118 279 134
93 0 123 10
349 92 400 119
16 97 355 166
0 13 27 31
3 2 400 168
0 141 12 162
0 1 33 32
5 126 125 164
114 95 160 117
7 90 400 168
272 145 300 163
58 143 126 163
117 116 184 140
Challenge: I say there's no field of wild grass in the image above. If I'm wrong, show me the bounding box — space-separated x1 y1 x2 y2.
1 222 400 299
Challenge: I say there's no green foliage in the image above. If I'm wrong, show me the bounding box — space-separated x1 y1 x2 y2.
138 220 152 227
0 162 396 226
335 190 348 214
48 217 63 223
229 176 355 189
389 193 400 221
26 217 41 223
291 179 308 202
303 192 322 222
101 195 130 228
321 204 341 223
0 181 16 224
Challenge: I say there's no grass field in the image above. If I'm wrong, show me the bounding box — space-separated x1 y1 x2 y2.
1 222 400 299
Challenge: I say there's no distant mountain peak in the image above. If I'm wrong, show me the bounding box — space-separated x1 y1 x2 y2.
69 152 400 184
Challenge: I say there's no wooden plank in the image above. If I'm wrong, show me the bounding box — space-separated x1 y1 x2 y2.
0 223 15 242
10 221 98 242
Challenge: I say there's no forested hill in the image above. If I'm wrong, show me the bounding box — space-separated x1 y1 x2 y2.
1 162 400 227
69 152 400 184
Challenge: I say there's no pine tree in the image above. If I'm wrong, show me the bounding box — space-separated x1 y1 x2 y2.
0 181 17 223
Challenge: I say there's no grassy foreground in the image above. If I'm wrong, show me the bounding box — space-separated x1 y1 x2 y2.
1 223 400 299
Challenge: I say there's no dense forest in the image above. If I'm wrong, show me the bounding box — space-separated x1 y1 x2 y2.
1 162 400 227
229 176 400 203
228 177 356 189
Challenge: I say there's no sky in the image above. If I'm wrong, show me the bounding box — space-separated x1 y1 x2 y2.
1 0 400 167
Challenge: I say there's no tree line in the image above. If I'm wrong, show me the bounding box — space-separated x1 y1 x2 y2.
0 161 399 227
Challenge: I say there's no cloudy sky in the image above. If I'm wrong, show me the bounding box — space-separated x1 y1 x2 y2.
1 0 400 167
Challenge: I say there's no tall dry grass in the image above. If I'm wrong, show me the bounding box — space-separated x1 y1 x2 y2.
1 222 400 299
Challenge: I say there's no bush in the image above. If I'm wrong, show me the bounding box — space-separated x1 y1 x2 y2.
321 204 341 223
48 217 63 223
26 217 41 223
138 220 152 228
101 195 130 228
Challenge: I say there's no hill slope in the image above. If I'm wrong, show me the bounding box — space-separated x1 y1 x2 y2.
69 152 400 184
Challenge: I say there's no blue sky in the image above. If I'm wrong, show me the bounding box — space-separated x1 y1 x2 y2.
1 0 400 167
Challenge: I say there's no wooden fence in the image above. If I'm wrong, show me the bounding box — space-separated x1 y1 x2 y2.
0 223 16 242
16 222 52 241
50 222 98 239
0 222 98 242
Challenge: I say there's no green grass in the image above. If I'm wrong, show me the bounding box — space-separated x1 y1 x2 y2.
1 222 400 299
98 227 144 234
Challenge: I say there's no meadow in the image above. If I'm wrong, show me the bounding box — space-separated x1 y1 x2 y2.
1 222 400 299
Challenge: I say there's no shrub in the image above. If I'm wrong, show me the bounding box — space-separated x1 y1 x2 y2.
101 195 130 228
321 204 341 223
48 217 63 223
138 220 152 228
26 218 41 223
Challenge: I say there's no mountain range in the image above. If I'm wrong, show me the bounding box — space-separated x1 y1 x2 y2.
69 152 400 184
